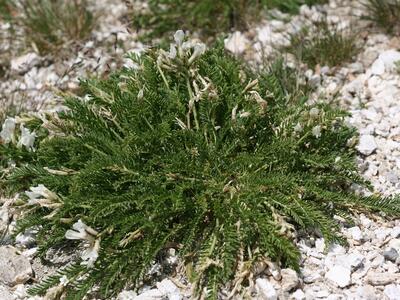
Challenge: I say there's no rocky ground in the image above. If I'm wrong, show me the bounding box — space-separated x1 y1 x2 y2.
1 0 400 299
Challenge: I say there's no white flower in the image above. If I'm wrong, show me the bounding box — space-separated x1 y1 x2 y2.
182 41 193 51
81 239 100 268
309 107 320 118
231 105 238 121
239 111 251 118
294 123 303 133
312 125 322 138
137 89 144 100
168 44 177 59
25 184 60 207
65 219 97 242
189 43 206 64
0 117 16 143
26 184 56 200
65 220 100 268
59 275 69 286
17 125 36 151
173 30 185 46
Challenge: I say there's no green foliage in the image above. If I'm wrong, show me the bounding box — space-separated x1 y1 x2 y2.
133 0 328 40
0 0 13 22
3 34 399 299
364 0 400 35
0 115 46 196
3 0 94 54
287 20 361 68
396 60 400 74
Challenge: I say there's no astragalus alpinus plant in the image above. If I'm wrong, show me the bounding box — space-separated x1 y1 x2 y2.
2 31 399 299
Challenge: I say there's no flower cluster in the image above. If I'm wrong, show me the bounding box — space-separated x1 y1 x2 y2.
25 184 63 219
292 107 325 139
65 220 100 268
156 30 219 132
0 117 36 151
157 30 206 69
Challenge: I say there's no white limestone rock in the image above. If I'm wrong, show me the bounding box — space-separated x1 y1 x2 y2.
379 50 400 73
0 285 13 300
117 290 137 300
384 284 400 300
224 31 249 55
348 226 364 242
366 272 400 286
357 135 377 156
156 279 181 300
0 246 32 286
325 266 351 288
356 285 377 300
132 289 163 300
370 58 385 76
10 53 41 75
256 278 277 300
291 289 306 300
281 268 299 292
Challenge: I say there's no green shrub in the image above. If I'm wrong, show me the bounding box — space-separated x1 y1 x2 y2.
364 0 400 35
4 0 94 54
2 32 399 299
133 0 328 40
287 20 361 68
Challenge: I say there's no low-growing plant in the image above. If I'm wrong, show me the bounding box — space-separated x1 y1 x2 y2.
133 0 328 40
4 0 95 54
2 32 399 299
287 20 361 68
363 0 400 35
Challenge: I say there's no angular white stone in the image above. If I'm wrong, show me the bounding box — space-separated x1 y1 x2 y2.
281 268 299 292
224 31 249 55
117 290 136 300
348 226 364 242
345 252 365 270
10 52 40 75
156 279 181 300
291 289 306 300
256 278 277 300
325 266 351 288
366 272 400 286
132 289 163 300
0 246 32 286
357 135 377 156
370 58 385 75
0 285 13 300
389 239 400 253
315 238 325 253
356 285 377 300
384 284 400 300
379 50 400 72
391 227 400 239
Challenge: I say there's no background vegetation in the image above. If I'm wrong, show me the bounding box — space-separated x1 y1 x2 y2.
287 20 361 68
0 0 94 54
364 0 400 35
133 0 329 40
